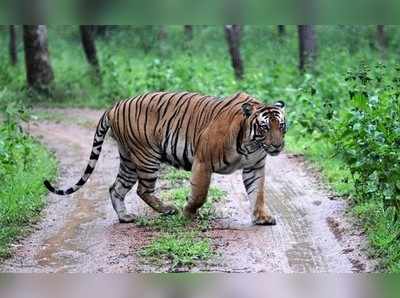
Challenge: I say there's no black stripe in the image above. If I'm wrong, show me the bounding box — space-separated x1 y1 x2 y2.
143 93 163 153
116 177 133 189
90 151 99 160
139 177 158 183
65 187 75 194
236 119 247 155
161 93 192 162
76 178 86 186
119 154 131 163
84 165 94 175
171 94 196 166
93 140 103 148
152 92 172 136
244 176 262 190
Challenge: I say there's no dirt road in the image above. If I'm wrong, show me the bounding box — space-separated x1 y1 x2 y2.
0 109 376 272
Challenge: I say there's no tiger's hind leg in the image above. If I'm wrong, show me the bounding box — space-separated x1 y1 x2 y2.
136 165 178 215
110 155 138 223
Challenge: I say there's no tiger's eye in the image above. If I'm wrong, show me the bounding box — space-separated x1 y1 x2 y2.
280 123 287 132
261 124 269 130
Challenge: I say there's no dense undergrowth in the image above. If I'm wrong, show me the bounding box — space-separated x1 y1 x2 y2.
0 99 56 258
0 25 399 270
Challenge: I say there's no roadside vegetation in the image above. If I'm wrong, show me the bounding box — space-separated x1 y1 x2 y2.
0 98 56 258
0 26 399 270
286 63 400 271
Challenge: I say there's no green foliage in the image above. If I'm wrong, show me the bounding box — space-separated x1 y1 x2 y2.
164 168 192 184
139 232 212 269
353 201 400 271
0 100 56 257
137 185 226 231
335 65 400 210
207 187 227 202
288 63 400 271
1 25 400 270
137 179 226 269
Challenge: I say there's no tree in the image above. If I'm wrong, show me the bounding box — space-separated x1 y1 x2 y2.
137 26 154 53
80 25 101 82
224 25 244 80
9 25 18 65
158 26 167 40
376 25 388 55
95 25 108 37
297 25 317 72
277 25 286 37
184 25 193 40
23 25 54 91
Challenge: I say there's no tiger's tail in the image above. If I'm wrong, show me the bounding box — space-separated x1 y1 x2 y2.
44 111 110 195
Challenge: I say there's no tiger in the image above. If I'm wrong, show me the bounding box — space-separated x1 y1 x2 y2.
44 91 287 225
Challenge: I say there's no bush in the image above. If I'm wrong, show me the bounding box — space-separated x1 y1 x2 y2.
335 65 400 211
0 99 56 257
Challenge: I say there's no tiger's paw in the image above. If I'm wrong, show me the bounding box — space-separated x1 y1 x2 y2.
253 213 276 226
182 206 197 220
118 213 137 223
160 204 179 216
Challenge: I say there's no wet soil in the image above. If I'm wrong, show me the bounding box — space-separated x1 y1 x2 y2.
0 108 377 272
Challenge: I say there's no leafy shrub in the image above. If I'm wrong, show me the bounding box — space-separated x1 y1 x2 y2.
0 99 56 257
335 65 400 211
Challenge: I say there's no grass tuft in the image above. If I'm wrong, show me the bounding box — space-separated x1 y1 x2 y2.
137 180 226 269
139 232 213 269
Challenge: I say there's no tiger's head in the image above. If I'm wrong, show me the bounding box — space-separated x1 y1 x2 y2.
242 100 287 156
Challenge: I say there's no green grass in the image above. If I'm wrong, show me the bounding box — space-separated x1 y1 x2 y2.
0 124 57 258
352 201 400 272
285 131 354 196
137 182 226 269
164 168 191 184
161 186 191 208
207 187 227 202
1 25 400 271
286 126 400 272
139 232 213 269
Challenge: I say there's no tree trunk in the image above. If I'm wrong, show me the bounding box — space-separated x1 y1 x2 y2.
277 25 286 36
224 25 244 80
184 25 193 40
158 26 167 40
80 25 101 82
376 25 388 54
297 25 317 72
138 26 153 53
9 25 18 65
23 25 54 91
95 25 108 37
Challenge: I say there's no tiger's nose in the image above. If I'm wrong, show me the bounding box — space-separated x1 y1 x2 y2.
272 141 284 148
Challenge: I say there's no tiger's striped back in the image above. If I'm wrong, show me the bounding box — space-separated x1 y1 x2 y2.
108 91 254 171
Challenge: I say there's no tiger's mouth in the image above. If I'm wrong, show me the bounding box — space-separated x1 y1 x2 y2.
261 143 283 156
268 150 281 156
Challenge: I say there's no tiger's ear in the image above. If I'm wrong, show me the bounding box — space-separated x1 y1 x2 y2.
241 102 254 118
274 101 285 111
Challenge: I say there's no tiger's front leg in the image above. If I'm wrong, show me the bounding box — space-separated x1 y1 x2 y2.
242 163 276 225
183 160 212 219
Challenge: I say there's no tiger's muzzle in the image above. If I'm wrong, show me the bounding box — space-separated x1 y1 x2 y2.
262 142 284 156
